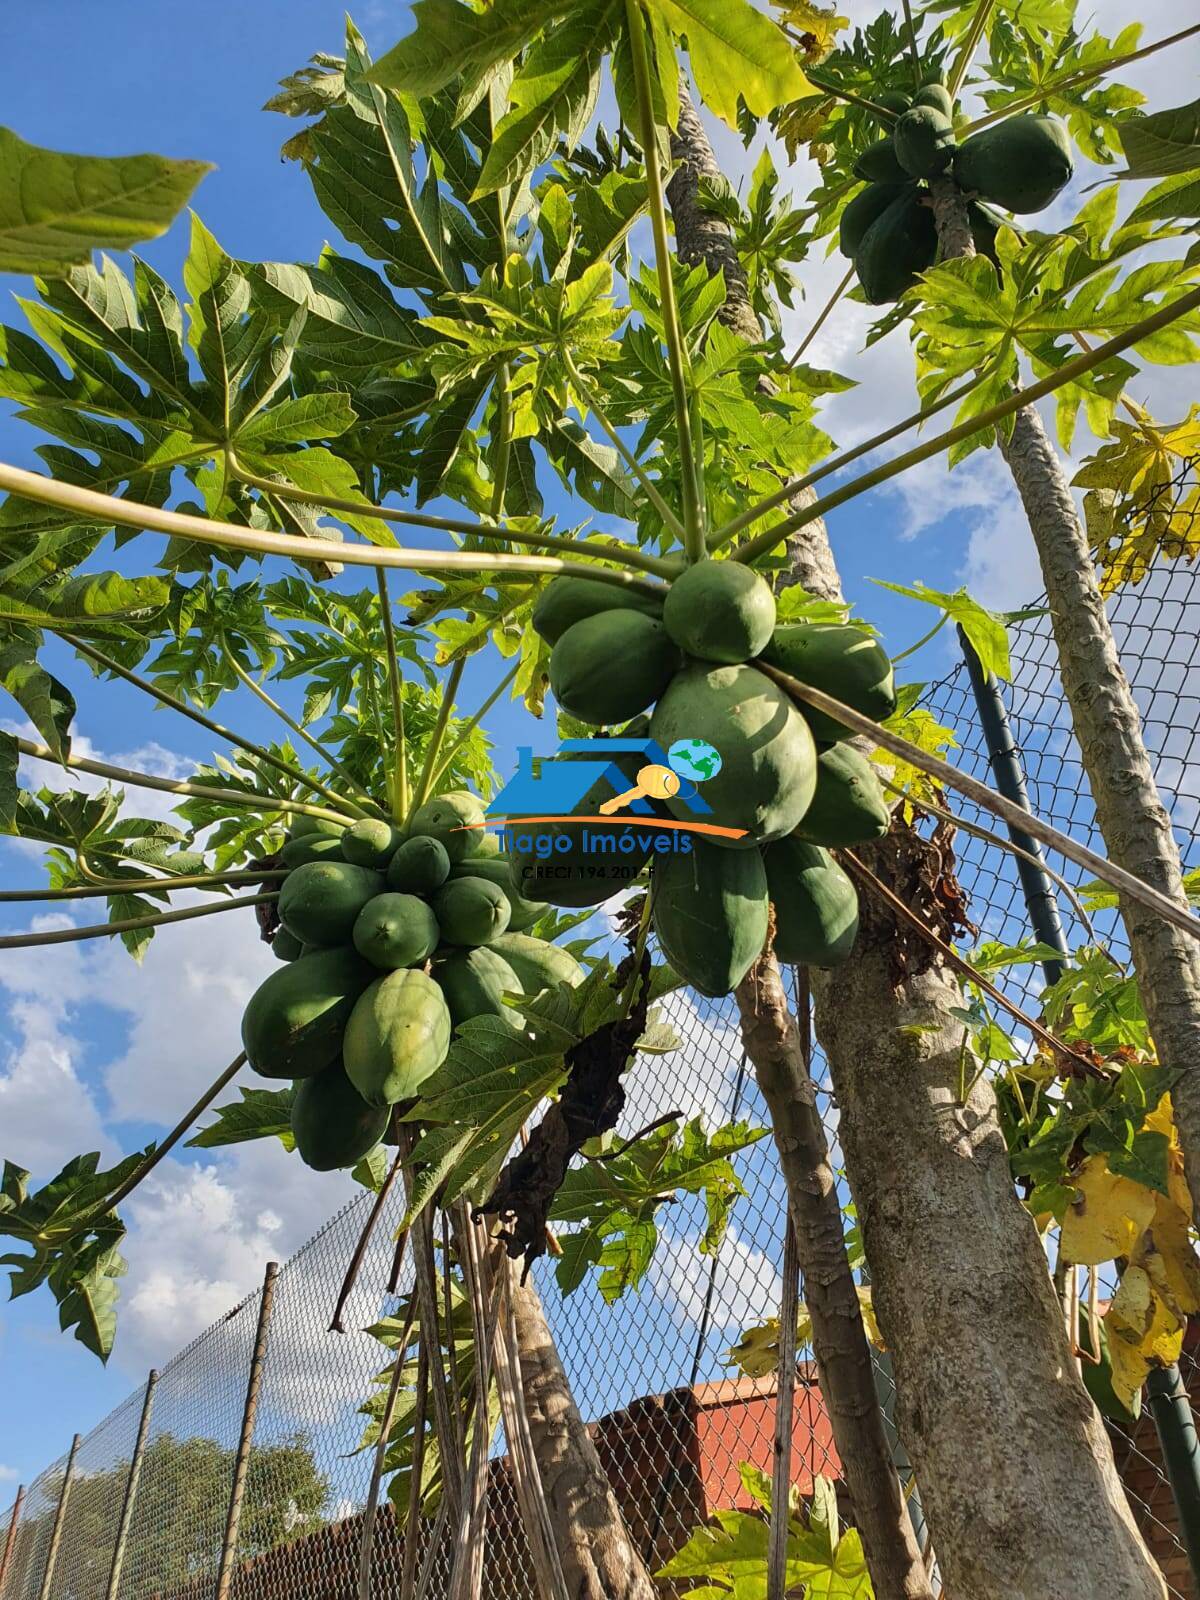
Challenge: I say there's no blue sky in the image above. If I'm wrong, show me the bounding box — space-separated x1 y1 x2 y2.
1 0 1197 1498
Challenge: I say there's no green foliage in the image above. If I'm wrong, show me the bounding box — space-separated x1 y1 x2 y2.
187 1085 297 1151
873 578 1011 678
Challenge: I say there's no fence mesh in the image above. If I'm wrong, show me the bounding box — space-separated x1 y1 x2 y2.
3 497 1200 1600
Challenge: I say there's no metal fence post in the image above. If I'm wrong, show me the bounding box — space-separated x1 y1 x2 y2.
215 1261 279 1600
1147 1364 1200 1591
36 1435 80 1600
104 1370 159 1600
0 1487 25 1600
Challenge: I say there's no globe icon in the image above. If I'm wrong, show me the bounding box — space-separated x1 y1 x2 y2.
667 738 723 785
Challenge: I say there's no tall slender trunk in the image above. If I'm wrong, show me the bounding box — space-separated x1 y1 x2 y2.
670 87 1167 1598
929 174 1200 1223
509 1274 656 1600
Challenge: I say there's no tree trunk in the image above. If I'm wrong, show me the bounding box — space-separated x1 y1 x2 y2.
670 87 1167 1599
930 175 1200 1221
509 1274 656 1600
735 951 933 1600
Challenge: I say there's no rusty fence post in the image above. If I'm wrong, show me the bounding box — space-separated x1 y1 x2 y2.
214 1262 279 1600
104 1370 159 1600
36 1435 80 1600
0 1486 25 1600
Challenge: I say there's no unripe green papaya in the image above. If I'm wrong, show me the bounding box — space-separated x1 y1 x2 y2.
969 199 1011 267
893 104 956 178
288 814 347 842
352 892 440 969
271 926 305 962
650 664 816 848
432 875 511 946
291 1060 389 1172
764 839 859 967
342 817 405 868
839 182 913 259
465 828 502 859
242 946 374 1079
490 933 585 996
873 89 913 121
952 115 1073 214
913 82 953 118
531 575 664 645
794 745 890 847
853 188 938 304
854 138 909 184
387 834 451 895
448 857 545 932
407 791 486 865
435 946 522 1027
343 968 451 1106
662 561 777 665
550 612 681 726
653 839 769 997
280 834 344 869
761 623 896 743
278 860 385 946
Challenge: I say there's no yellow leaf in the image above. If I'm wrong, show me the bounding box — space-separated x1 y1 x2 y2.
1107 1265 1185 1409
1059 1156 1156 1267
1135 1197 1200 1319
1075 408 1200 594
772 0 849 62
727 1286 882 1377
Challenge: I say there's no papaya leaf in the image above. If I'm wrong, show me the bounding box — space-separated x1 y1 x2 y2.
646 0 811 127
0 126 209 276
1115 98 1200 180
365 0 568 100
187 1086 297 1151
871 578 1011 679
251 256 428 372
0 641 76 761
0 730 17 830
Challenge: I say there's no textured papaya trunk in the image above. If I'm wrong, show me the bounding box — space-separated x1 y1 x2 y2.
734 950 933 1600
930 176 1200 1217
509 1273 656 1600
670 87 1167 1598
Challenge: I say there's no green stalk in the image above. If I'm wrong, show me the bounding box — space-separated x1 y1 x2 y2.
221 646 379 811
63 633 363 819
0 462 672 595
490 365 513 528
15 736 351 825
890 610 951 664
376 569 410 823
410 658 466 816
899 0 923 84
803 64 900 122
0 894 279 950
427 659 520 792
785 264 856 372
947 0 997 98
0 870 287 903
730 282 1200 566
625 0 705 561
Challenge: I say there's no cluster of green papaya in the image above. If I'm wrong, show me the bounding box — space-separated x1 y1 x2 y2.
532 564 899 997
841 76 1074 304
240 794 583 1173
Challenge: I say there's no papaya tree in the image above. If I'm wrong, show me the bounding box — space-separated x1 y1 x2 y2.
2 4 1200 1600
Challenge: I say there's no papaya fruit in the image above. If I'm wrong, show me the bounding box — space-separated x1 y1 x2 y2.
464 828 501 859
271 926 304 962
873 89 913 121
893 105 956 178
652 838 769 997
434 945 522 1027
662 561 777 665
649 663 817 848
854 187 937 304
291 1059 389 1172
952 115 1073 214
341 817 405 868
839 182 913 260
280 834 344 869
242 946 374 1080
506 768 658 908
387 834 451 894
550 611 681 726
969 199 1010 267
761 623 896 743
352 892 440 970
278 860 385 946
531 574 664 646
489 932 585 996
853 138 908 184
287 814 346 842
448 857 545 932
343 968 451 1106
432 875 511 946
794 744 890 847
764 839 860 967
407 790 486 865
913 81 953 118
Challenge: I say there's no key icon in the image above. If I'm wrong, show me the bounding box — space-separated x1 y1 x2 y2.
598 762 681 814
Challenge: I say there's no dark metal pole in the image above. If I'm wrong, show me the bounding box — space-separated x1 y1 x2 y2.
1147 1364 1200 1591
37 1435 80 1600
104 1370 159 1600
0 1486 25 1600
215 1262 279 1600
957 628 1069 984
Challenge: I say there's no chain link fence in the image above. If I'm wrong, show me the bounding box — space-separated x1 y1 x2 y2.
3 482 1199 1600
